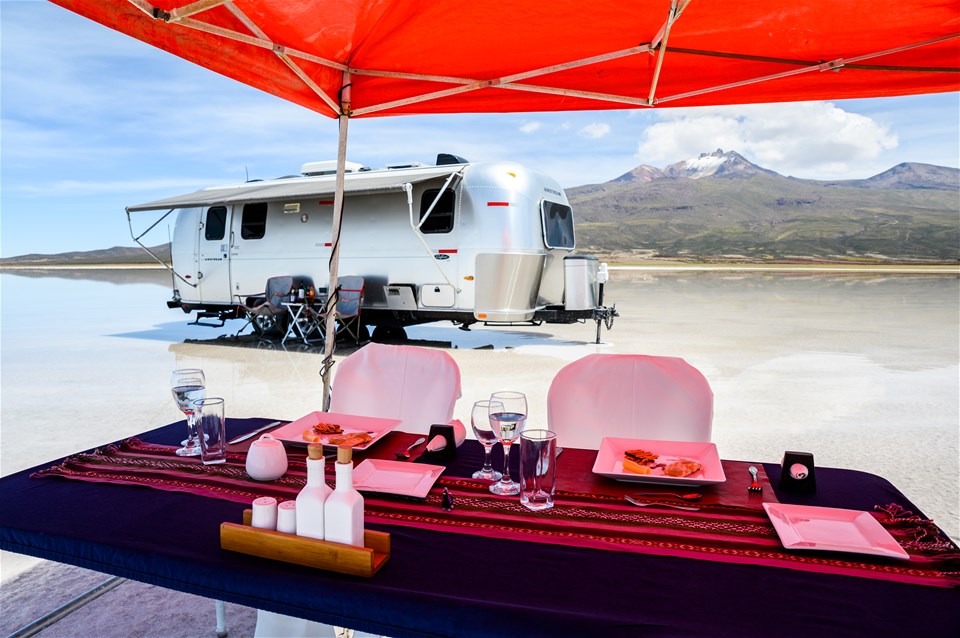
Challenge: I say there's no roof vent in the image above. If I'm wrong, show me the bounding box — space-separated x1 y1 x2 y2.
436 153 469 166
385 162 426 170
300 160 367 176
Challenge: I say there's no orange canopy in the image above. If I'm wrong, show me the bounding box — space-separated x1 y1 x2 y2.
51 0 959 118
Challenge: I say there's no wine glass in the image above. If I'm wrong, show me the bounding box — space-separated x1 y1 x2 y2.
170 369 205 457
471 400 504 481
488 391 527 496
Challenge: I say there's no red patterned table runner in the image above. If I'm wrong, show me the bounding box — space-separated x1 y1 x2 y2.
33 438 959 588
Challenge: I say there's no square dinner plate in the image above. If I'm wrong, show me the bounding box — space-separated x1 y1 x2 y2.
270 411 402 451
763 503 909 560
592 437 726 486
353 459 445 498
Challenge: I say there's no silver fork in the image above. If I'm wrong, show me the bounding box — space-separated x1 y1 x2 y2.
748 465 763 493
631 491 702 501
395 437 427 459
624 496 700 511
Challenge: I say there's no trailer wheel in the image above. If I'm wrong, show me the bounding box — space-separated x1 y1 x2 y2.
357 324 371 343
372 325 408 343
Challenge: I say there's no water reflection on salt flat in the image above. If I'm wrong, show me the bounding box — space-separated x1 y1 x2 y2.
1 268 958 542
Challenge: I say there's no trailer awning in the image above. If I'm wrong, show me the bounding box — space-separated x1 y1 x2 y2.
126 165 464 212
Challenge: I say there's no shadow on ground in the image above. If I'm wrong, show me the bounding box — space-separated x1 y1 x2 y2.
1 561 257 638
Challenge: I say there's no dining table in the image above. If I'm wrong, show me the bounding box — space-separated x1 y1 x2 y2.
1 417 957 638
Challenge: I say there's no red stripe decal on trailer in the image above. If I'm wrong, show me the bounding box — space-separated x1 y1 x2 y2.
318 200 334 205
487 201 509 206
324 242 332 247
438 249 457 254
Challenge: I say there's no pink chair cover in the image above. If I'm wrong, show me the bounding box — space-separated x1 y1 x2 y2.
330 343 462 434
547 354 713 449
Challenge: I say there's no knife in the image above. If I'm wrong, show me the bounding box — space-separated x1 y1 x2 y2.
228 421 283 445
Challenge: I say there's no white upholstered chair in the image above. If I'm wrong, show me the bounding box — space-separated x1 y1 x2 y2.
330 342 462 434
546 353 714 449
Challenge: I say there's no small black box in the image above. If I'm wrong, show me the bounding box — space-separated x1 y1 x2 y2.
779 451 817 493
420 424 457 461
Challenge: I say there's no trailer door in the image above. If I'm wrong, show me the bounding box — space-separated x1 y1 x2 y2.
417 187 459 308
196 205 232 304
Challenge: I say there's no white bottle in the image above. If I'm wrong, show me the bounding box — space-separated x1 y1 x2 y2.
295 444 331 540
323 446 365 546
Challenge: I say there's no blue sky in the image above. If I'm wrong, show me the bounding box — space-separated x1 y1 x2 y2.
2 1 958 257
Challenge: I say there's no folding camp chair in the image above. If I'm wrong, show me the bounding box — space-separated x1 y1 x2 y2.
546 353 714 449
235 275 294 338
316 275 366 344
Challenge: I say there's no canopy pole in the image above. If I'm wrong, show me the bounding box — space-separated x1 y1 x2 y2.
322 73 351 410
647 0 682 105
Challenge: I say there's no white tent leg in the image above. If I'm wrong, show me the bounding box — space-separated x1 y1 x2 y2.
321 74 351 410
215 599 227 637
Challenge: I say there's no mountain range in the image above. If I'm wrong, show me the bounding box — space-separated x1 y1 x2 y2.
568 150 959 263
2 150 957 266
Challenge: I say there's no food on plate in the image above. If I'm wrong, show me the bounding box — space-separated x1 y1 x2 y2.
625 449 659 464
622 458 652 474
663 458 703 477
301 422 345 442
312 422 343 435
328 432 374 447
622 449 659 474
620 447 703 478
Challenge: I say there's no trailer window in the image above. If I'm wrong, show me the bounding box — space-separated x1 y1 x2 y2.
240 203 268 240
204 206 227 241
542 201 575 249
419 189 455 234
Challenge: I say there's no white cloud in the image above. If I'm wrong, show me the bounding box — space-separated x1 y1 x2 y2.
636 102 898 178
579 123 611 139
519 121 542 134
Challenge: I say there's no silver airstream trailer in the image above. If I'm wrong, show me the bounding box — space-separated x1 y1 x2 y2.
127 154 616 341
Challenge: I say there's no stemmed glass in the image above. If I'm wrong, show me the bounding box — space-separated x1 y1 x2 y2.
170 369 205 457
471 400 504 481
488 391 527 496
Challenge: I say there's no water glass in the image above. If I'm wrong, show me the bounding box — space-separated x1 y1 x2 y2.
470 400 503 481
170 368 205 457
519 430 558 511
194 397 227 465
488 391 527 496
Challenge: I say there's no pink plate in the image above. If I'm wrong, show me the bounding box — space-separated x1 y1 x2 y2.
353 459 445 498
763 503 909 560
270 411 402 451
591 437 726 486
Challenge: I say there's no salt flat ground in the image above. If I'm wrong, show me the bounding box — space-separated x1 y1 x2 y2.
1 268 957 636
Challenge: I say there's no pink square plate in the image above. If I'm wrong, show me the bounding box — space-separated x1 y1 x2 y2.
763 503 909 560
270 411 402 451
353 459 445 498
592 437 726 486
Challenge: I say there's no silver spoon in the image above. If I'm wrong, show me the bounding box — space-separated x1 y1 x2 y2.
395 436 427 459
624 496 700 511
748 465 763 493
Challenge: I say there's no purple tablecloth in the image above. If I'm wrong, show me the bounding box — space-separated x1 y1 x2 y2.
2 418 958 637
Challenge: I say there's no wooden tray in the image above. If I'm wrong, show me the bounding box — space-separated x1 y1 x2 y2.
220 509 390 577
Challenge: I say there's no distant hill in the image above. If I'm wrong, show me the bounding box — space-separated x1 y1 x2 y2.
568 150 959 263
815 162 960 190
0 244 170 266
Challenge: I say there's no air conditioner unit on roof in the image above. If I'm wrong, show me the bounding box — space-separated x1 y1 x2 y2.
300 160 367 176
